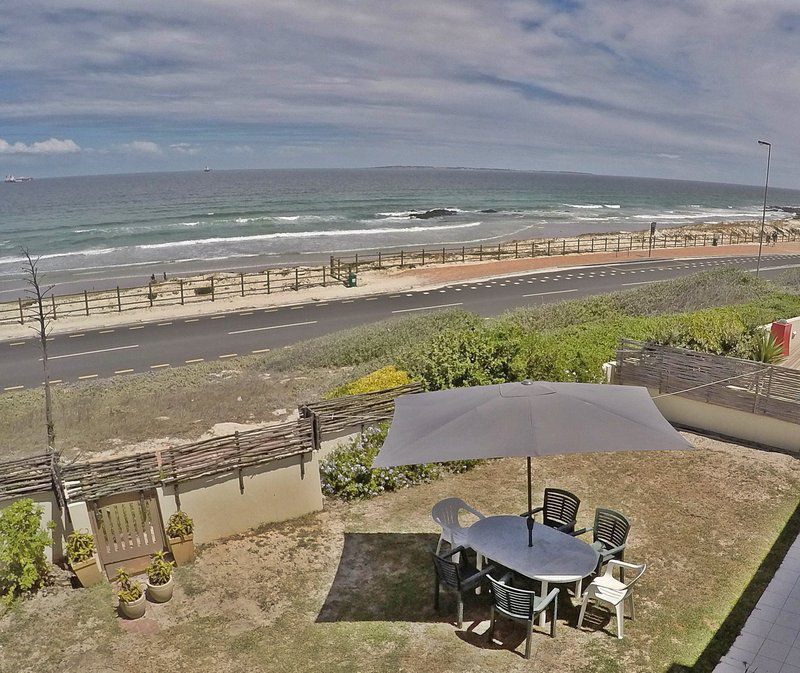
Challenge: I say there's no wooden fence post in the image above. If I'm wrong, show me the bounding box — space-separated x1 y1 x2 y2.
322 266 327 287
210 277 215 301
240 273 245 297
266 270 271 294
421 249 425 265
84 290 90 316
295 267 299 291
547 241 551 255
577 239 580 254
479 245 483 261
18 298 23 324
148 283 154 308
562 240 566 255
591 238 594 253
462 246 466 263
400 250 404 268
51 294 57 320
604 237 608 251
377 251 382 269
117 286 122 312
442 246 446 263
497 243 502 260
515 242 519 258
179 280 184 306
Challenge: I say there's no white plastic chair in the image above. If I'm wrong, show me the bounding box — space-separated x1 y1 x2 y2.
431 497 486 555
577 559 646 639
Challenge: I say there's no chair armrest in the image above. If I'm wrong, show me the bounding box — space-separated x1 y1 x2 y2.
555 521 576 533
440 545 468 560
499 571 514 585
536 588 560 613
462 564 497 590
571 526 593 537
599 543 627 561
606 559 638 571
519 506 544 518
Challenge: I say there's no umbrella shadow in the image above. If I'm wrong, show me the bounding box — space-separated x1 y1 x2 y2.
316 532 491 624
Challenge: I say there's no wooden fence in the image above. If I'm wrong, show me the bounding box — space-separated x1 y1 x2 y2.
2 383 416 505
0 265 336 326
615 339 800 424
330 229 799 276
0 453 54 500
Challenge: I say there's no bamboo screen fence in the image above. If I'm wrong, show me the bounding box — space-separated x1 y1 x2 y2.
1 384 417 505
616 339 800 424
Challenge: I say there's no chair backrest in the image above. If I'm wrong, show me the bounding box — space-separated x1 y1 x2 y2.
488 576 536 620
431 497 483 531
605 560 647 597
593 508 630 549
431 551 462 589
543 488 580 529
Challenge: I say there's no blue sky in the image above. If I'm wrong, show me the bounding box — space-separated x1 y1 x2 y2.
1 1 798 186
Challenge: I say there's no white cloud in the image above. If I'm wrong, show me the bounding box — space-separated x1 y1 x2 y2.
0 137 80 154
170 142 200 155
657 154 680 160
119 140 162 154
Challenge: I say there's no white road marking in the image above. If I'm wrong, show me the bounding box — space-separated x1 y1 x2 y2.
342 300 354 304
251 348 270 354
78 374 98 380
211 315 226 320
47 344 139 360
115 369 134 374
219 353 238 359
316 302 329 306
99 329 114 334
621 280 660 286
523 288 579 298
157 322 173 326
129 326 145 330
68 333 85 338
9 341 24 346
290 306 304 310
4 385 24 391
228 320 318 335
49 379 62 384
185 358 204 364
150 363 170 369
239 312 253 316
391 302 463 314
185 318 200 323
263 309 277 313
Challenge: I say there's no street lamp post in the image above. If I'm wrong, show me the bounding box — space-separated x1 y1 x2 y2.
756 140 771 277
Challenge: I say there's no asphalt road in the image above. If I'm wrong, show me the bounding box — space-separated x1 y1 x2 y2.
1 251 799 392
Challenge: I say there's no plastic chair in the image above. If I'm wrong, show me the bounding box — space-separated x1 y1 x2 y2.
431 497 486 555
487 573 559 659
577 560 646 639
572 508 630 575
431 546 496 629
520 487 581 533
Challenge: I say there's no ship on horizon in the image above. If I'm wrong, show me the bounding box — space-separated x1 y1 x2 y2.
4 174 33 183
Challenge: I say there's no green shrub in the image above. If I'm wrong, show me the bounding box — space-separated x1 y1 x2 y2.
115 569 142 603
65 530 95 565
0 498 53 603
320 425 478 500
146 551 173 586
326 365 412 398
166 511 194 538
194 286 213 296
748 330 787 364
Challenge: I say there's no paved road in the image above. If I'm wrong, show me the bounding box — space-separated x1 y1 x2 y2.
1 251 798 392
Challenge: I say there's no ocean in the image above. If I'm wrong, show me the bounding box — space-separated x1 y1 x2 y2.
0 168 798 295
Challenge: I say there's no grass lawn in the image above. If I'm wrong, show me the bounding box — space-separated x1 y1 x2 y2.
2 433 799 673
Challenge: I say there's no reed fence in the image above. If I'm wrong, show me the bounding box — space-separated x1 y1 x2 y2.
0 265 336 326
0 453 54 500
300 382 423 441
616 339 800 424
330 229 799 276
3 383 416 505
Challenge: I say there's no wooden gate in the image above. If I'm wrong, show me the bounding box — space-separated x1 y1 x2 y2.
89 489 165 576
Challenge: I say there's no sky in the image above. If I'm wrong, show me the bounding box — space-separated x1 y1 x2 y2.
1 1 799 186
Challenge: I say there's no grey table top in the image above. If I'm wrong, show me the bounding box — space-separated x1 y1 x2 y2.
467 515 599 583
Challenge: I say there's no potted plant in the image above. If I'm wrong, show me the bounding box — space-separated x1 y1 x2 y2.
115 569 145 619
166 511 194 566
65 530 103 588
145 551 174 603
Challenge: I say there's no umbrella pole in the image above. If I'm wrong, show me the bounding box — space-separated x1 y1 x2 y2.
527 456 534 547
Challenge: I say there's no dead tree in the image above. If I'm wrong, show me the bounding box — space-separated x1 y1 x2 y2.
21 250 56 452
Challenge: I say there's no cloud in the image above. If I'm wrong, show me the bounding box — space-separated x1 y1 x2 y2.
1 2 800 182
170 142 200 155
0 137 80 154
119 140 162 154
657 153 680 160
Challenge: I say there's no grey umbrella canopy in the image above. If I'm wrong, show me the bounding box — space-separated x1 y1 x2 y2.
373 381 692 546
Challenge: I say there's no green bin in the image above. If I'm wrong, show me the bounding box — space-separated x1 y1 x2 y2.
346 271 357 288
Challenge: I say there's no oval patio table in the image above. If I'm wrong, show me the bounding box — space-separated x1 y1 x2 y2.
467 515 600 627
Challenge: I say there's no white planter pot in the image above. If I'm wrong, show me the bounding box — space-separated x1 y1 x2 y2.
118 591 146 619
147 575 174 603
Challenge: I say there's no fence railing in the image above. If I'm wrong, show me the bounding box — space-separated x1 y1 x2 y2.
330 229 799 276
615 339 800 424
0 265 337 326
4 383 417 504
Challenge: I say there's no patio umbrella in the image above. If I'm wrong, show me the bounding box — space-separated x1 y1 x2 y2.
373 380 692 546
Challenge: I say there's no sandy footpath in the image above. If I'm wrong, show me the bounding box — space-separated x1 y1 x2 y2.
1 235 797 342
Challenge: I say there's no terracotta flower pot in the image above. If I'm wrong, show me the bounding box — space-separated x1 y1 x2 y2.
147 575 174 603
71 554 103 588
168 534 194 566
118 592 146 620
